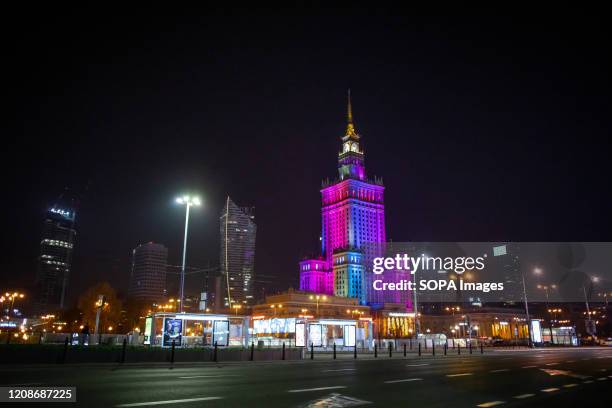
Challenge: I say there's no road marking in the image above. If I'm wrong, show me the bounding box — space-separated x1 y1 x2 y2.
545 362 559 366
563 383 578 388
447 373 473 377
521 365 536 369
178 375 242 379
303 393 371 407
597 377 607 381
583 380 594 383
406 363 429 367
477 401 505 407
384 378 423 384
490 369 510 373
288 386 347 393
541 388 559 393
322 369 357 372
116 397 223 407
513 394 535 399
566 360 575 363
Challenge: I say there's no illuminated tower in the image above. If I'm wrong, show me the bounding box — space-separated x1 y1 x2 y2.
300 91 386 304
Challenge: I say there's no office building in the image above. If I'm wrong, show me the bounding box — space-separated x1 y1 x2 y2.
129 242 168 303
220 196 257 307
35 205 77 312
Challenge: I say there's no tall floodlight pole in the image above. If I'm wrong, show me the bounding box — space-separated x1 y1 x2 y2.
175 195 201 313
521 271 533 348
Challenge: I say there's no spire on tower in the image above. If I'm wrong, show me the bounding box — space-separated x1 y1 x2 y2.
347 88 353 125
345 88 358 138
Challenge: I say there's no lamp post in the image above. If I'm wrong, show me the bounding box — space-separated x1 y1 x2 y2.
520 270 534 347
309 295 326 315
537 284 557 344
1 292 25 318
175 195 201 313
233 304 242 316
583 276 598 323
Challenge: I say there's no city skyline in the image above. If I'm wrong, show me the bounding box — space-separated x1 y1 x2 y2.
4 15 611 307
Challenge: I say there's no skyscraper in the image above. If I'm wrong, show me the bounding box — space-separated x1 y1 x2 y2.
491 243 522 304
300 91 398 305
129 242 168 303
220 196 256 307
35 205 77 313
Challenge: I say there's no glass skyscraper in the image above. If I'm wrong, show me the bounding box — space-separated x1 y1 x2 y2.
220 196 256 307
129 242 168 303
35 205 77 313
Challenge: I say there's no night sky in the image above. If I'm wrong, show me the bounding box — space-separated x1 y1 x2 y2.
4 14 611 306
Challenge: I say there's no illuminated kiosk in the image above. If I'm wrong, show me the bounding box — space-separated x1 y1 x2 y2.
251 289 373 349
144 312 250 348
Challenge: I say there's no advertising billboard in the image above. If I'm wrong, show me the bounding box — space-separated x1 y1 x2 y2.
344 325 356 347
309 324 322 347
530 319 542 343
253 318 296 334
162 318 183 347
143 316 153 345
295 323 305 347
213 320 230 346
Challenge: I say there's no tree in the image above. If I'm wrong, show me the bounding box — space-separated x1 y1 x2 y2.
77 282 122 333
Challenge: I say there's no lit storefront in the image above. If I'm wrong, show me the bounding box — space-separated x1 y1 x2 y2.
251 289 373 349
374 309 416 339
145 312 249 347
420 309 530 344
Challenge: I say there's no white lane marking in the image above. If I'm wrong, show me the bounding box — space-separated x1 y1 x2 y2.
303 393 371 407
513 394 535 399
545 362 559 366
406 363 429 367
384 378 423 384
178 375 242 379
521 365 536 369
490 369 510 373
583 380 594 383
447 373 473 377
608 375 612 378
563 383 578 388
597 377 607 381
477 401 505 407
288 386 347 393
322 368 357 372
566 360 576 363
116 397 223 407
541 388 559 393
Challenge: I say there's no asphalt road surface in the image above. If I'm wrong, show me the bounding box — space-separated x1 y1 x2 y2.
1 347 610 407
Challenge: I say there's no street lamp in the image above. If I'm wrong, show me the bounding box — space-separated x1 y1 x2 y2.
175 195 202 313
537 283 557 344
520 268 544 348
232 304 242 316
309 295 326 315
1 292 25 318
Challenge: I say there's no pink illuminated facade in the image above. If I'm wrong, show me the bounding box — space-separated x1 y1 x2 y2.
300 92 411 308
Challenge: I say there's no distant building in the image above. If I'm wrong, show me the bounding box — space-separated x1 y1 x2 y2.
129 242 168 304
490 244 522 304
220 196 257 307
35 206 77 313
